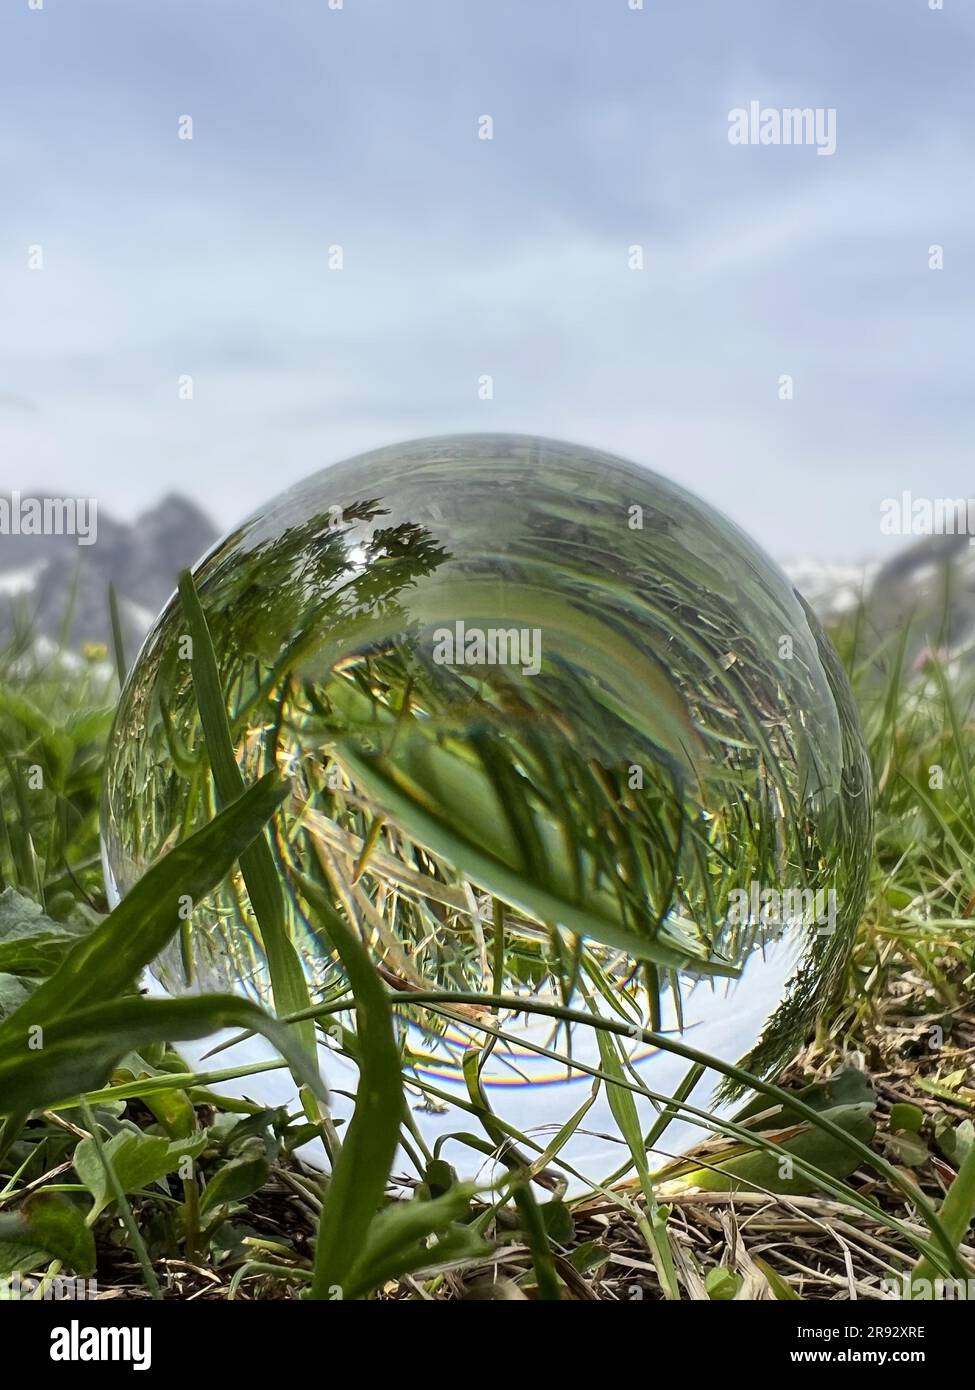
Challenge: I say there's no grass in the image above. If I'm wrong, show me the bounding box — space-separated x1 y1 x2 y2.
0 585 973 1302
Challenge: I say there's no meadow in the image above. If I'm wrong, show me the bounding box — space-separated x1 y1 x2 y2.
0 584 972 1302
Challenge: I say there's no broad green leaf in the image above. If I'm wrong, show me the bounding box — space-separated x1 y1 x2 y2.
539 1198 574 1244
911 1129 975 1295
109 1054 198 1138
888 1131 929 1167
340 1187 488 1301
936 1118 974 1169
657 1102 877 1196
0 688 56 739
0 993 327 1118
0 888 84 978
74 1130 206 1220
0 1239 47 1279
199 1146 270 1216
0 1193 95 1274
338 742 737 978
0 972 30 1021
705 1265 739 1300
0 770 289 1039
890 1102 925 1135
733 1064 875 1127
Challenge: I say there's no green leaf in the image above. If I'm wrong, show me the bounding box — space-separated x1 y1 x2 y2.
338 742 737 978
539 1198 575 1245
890 1102 925 1135
339 1187 488 1302
888 1131 929 1167
568 1240 610 1274
910 1129 975 1295
459 1046 561 1302
108 1053 198 1139
734 1064 875 1127
298 875 404 1301
0 888 83 978
595 1026 679 1299
0 992 327 1119
74 1130 206 1221
0 1193 95 1274
0 972 31 1021
0 688 56 740
0 1239 47 1279
178 570 315 1062
936 1118 974 1170
0 769 290 1041
420 1158 457 1200
658 1102 877 1196
108 581 128 686
199 1146 270 1216
705 1265 740 1300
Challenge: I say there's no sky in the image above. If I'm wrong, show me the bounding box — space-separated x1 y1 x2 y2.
1 0 972 563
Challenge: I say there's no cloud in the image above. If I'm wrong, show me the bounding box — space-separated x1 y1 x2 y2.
0 0 970 564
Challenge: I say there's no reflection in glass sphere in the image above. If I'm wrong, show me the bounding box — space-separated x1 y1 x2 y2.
101 435 871 1180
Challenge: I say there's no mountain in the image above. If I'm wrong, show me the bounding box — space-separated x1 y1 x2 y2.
784 558 877 624
3 489 969 679
787 529 975 676
0 493 218 656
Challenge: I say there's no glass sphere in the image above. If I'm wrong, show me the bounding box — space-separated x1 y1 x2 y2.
101 434 871 1180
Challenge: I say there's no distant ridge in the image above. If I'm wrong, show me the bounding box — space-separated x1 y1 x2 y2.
0 493 218 653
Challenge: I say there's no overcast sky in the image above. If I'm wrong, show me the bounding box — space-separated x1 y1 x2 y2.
1 0 972 562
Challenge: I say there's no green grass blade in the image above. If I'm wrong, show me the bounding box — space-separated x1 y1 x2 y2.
108 582 128 687
78 1098 159 1298
0 992 327 1117
297 874 404 1300
910 1129 975 1295
360 987 966 1280
461 1046 562 1300
0 770 290 1034
595 1026 679 1298
338 742 737 977
178 570 315 1060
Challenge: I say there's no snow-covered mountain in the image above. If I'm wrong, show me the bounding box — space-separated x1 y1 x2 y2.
0 494 217 655
787 529 975 676
3 489 971 679
784 558 877 624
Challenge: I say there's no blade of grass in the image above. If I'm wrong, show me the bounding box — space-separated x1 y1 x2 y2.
315 987 965 1279
910 1130 975 1294
78 1098 160 1299
460 1045 562 1300
595 1025 679 1298
337 742 738 978
0 993 328 1117
178 570 315 1062
108 582 128 687
296 874 404 1301
0 770 291 1034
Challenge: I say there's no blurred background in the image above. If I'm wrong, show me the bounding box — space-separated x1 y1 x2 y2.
1 0 972 644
